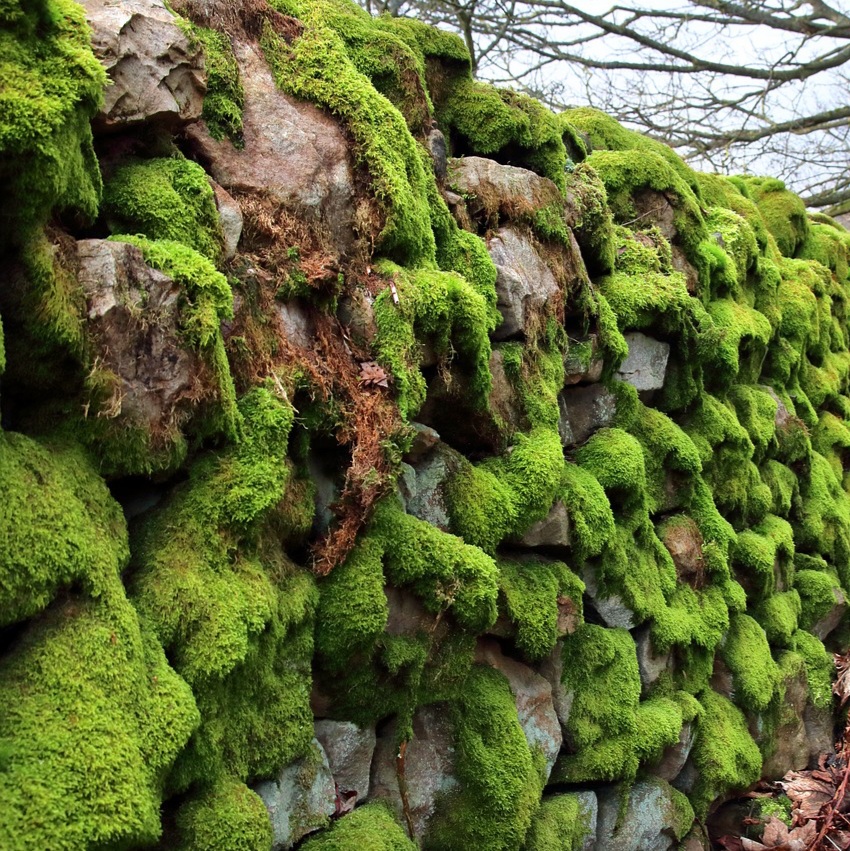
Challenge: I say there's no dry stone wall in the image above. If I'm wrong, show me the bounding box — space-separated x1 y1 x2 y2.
1 0 849 849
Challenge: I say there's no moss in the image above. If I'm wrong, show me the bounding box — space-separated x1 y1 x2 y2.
812 411 850 482
0 575 198 850
301 803 416 850
754 590 801 647
575 427 647 515
792 629 834 709
424 666 544 851
522 793 595 851
497 557 584 661
728 385 777 462
175 780 272 851
796 569 843 631
0 0 105 245
103 158 224 262
704 298 771 386
719 613 781 713
0 432 128 627
689 689 762 819
752 796 793 829
559 462 615 561
651 584 729 656
760 461 798 517
743 177 809 258
565 163 616 275
130 388 317 788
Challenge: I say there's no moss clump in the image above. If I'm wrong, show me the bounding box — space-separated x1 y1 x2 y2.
0 432 128 627
103 158 224 262
719 613 781 713
0 0 106 245
175 780 272 851
559 462 615 560
189 26 244 144
792 629 834 709
743 177 809 258
0 576 199 850
131 388 317 788
302 803 416 850
689 689 762 819
498 557 584 661
424 666 544 851
754 590 801 647
796 569 843 631
522 793 595 851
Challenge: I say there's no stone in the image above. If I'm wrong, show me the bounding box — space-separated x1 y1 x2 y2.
426 126 448 181
253 739 336 850
804 703 836 766
538 642 575 733
369 706 458 840
512 501 571 549
811 584 846 640
564 333 604 385
573 791 599 851
759 668 811 780
654 722 694 783
633 625 671 692
403 442 463 530
487 227 560 339
581 567 636 629
616 332 670 392
306 451 339 535
82 0 205 130
384 586 438 637
210 180 243 260
403 423 441 465
185 39 355 255
74 238 210 437
314 720 376 803
559 384 617 446
658 517 704 584
595 779 692 851
448 156 563 222
476 639 562 780
276 299 315 349
337 288 377 348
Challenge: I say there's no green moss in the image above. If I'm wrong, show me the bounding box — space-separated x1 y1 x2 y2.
731 514 794 602
760 461 798 517
175 780 272 851
131 388 317 788
651 583 729 655
0 0 105 245
104 158 224 262
719 613 781 713
0 432 128 627
188 26 244 144
689 689 762 819
0 575 199 850
575 427 647 515
498 557 584 661
728 386 777 462
792 629 834 709
559 462 615 561
796 569 843 631
302 803 416 850
424 666 544 851
705 298 771 386
751 796 793 829
743 177 809 258
812 411 850 482
522 793 595 851
755 590 801 647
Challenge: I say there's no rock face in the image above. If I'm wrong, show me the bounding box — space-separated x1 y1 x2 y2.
253 739 337 850
369 707 458 840
186 40 355 255
616 332 670 392
210 180 243 259
83 0 205 129
314 720 376 803
488 227 560 339
513 500 571 549
559 384 617 445
75 238 209 434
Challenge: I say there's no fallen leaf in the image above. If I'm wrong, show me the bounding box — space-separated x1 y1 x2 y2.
359 361 391 389
780 770 835 821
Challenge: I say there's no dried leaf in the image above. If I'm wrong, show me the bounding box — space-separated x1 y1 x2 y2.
358 361 390 389
835 652 850 707
780 770 835 821
333 786 357 817
716 836 745 851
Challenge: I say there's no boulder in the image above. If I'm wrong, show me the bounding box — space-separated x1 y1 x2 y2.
448 157 562 222
633 625 671 692
581 567 636 630
512 501 571 549
658 517 704 584
402 442 463 530
276 299 315 349
804 703 836 766
253 739 336 850
75 238 210 437
185 40 355 255
616 332 670 392
810 584 846 640
559 384 617 446
337 288 377 349
564 333 604 385
487 227 560 339
654 722 694 783
402 423 441 465
210 180 243 260
369 706 458 840
595 779 693 851
82 0 205 130
538 642 575 733
759 667 811 780
476 639 562 780
314 720 376 803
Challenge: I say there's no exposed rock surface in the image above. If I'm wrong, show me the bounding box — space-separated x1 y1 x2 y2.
210 180 243 259
559 384 617 445
83 0 205 129
616 332 670 391
314 720 376 802
513 500 571 549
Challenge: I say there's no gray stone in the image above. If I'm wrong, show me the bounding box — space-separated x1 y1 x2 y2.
804 703 836 767
564 334 604 385
654 722 694 783
634 625 671 692
616 332 670 392
559 384 617 446
314 720 376 802
513 501 571 549
448 156 562 221
369 706 458 840
254 739 336 850
759 667 811 780
811 584 846 640
186 39 355 255
403 423 441 464
306 452 339 535
426 127 448 181
487 227 560 339
276 299 314 349
538 642 575 733
404 442 464 530
83 0 205 130
75 238 211 440
596 779 692 851
581 567 636 630
210 180 243 260
476 639 562 780
384 586 437 637
575 791 599 851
